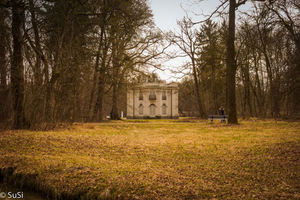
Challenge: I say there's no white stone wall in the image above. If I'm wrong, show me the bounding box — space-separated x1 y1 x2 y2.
127 90 133 118
127 82 179 119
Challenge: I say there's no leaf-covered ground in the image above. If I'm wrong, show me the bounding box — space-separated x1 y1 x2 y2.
0 119 299 199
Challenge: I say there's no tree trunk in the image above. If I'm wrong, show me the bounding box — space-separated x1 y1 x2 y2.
91 2 111 121
264 51 281 117
272 77 281 117
253 52 265 118
212 63 218 114
45 2 68 123
192 58 207 118
11 0 29 128
93 74 105 121
45 42 62 123
0 5 6 86
91 26 105 121
226 0 238 124
0 6 8 122
110 55 120 120
110 82 120 120
243 60 253 117
29 0 42 85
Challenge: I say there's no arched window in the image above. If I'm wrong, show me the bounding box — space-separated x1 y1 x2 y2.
139 104 143 115
150 104 156 116
162 104 167 115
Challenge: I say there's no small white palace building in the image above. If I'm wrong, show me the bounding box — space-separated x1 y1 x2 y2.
127 81 179 119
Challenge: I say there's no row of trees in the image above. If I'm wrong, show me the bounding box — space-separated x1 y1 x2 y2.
0 0 298 129
176 0 299 120
0 0 165 129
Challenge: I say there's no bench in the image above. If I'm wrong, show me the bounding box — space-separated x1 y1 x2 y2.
208 115 228 123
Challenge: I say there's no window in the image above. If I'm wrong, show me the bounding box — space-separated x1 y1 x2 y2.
150 104 156 116
162 91 166 100
139 104 143 115
162 104 167 115
139 91 143 100
149 91 156 100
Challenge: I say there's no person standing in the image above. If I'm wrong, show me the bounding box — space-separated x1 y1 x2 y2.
220 107 226 123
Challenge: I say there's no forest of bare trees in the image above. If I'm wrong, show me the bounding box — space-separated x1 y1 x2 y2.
177 0 299 121
0 0 166 129
0 0 299 129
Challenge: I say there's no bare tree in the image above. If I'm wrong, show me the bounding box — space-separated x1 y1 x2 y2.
11 0 29 128
170 18 207 118
266 0 300 117
0 1 9 124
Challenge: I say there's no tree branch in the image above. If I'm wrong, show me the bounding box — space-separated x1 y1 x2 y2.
193 0 229 25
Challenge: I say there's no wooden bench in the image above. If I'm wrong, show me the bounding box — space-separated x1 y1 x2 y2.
208 115 228 123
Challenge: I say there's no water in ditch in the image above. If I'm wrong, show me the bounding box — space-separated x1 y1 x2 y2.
0 182 46 200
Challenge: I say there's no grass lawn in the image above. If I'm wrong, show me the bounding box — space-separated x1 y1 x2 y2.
0 119 299 199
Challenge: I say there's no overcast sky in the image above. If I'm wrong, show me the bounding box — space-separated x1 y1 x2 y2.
148 0 254 82
149 0 224 31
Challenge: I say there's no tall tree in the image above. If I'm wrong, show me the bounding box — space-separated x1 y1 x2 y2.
109 0 157 120
0 2 7 86
0 2 9 123
170 18 207 118
11 0 29 128
92 0 158 121
196 20 226 115
266 0 300 117
226 0 239 123
91 0 111 122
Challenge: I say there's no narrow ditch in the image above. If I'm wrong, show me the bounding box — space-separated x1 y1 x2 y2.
0 168 46 200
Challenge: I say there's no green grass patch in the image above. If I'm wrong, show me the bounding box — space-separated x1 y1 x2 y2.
0 120 299 199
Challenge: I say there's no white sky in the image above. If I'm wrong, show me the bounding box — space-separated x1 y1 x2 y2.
148 0 255 82
150 0 225 31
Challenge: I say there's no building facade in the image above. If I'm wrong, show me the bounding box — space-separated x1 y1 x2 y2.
127 82 179 119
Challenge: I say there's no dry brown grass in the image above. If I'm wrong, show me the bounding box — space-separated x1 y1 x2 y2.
0 119 299 199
